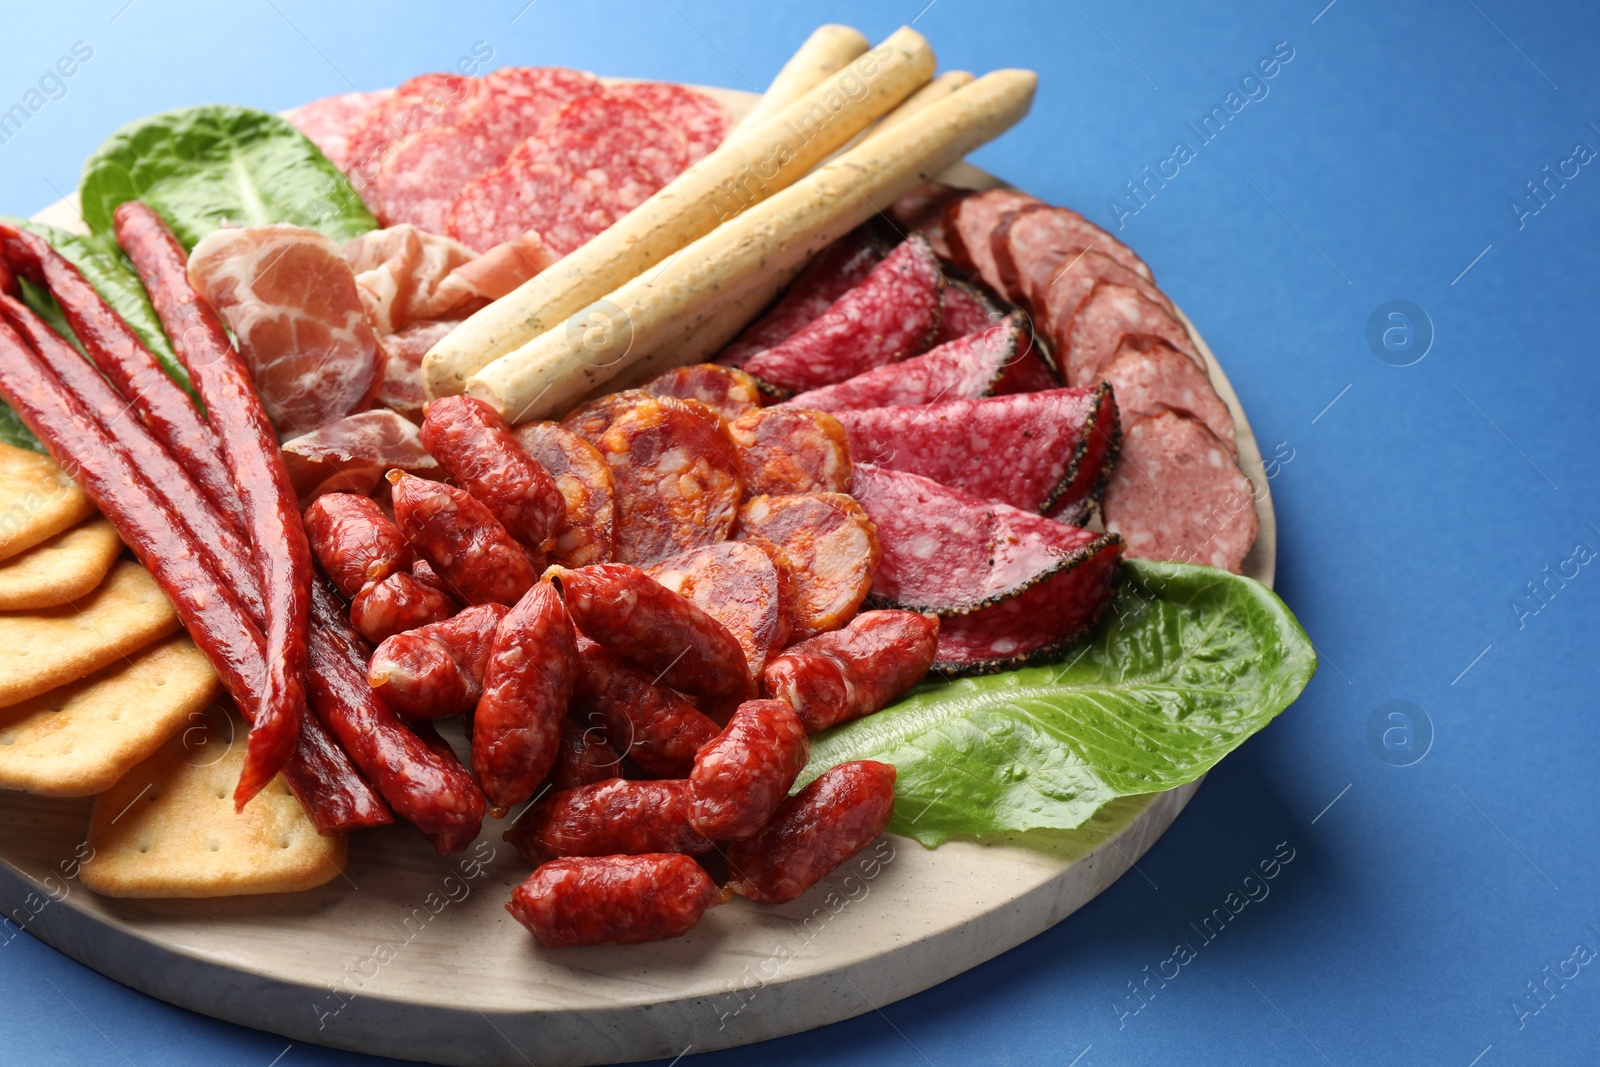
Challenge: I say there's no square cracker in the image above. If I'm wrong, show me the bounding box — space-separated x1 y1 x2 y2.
0 519 124 611
0 560 180 708
82 704 347 898
0 442 95 561
0 633 220 796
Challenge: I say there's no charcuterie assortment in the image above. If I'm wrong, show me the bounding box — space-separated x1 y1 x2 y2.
0 21 1314 961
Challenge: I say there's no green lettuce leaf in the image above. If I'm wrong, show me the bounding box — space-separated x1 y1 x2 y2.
799 559 1316 846
78 104 376 250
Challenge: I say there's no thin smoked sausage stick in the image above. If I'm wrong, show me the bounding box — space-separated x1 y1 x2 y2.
0 223 246 532
114 202 311 796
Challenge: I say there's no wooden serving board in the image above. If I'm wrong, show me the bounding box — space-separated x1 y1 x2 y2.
2 84 1276 1067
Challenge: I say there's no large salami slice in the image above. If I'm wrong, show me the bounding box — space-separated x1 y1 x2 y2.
733 492 879 641
851 463 1122 672
783 318 1021 412
1100 412 1258 574
512 421 617 568
717 229 885 368
284 89 394 172
603 81 731 161
930 279 1060 394
646 540 787 681
510 94 689 213
343 74 483 192
831 386 1119 519
741 235 944 396
448 160 615 256
943 189 1039 294
994 204 1153 309
1099 337 1236 456
727 407 853 497
1038 248 1175 344
1064 282 1200 386
559 388 651 444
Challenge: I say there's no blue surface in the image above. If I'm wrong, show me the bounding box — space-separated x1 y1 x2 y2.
3 2 1597 1065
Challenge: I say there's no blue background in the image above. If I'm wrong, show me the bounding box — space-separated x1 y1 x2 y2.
3 1 1597 1064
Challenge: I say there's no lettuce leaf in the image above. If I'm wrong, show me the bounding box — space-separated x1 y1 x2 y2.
78 104 376 250
800 559 1316 846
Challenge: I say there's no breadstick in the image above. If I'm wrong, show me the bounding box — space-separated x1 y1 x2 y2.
732 25 871 136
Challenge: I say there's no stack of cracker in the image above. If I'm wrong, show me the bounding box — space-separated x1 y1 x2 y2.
0 443 346 897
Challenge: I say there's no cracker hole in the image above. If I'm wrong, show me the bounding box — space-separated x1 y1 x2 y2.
108 712 121 721
147 792 159 803
137 843 151 854
214 787 227 800
279 838 292 849
207 839 220 852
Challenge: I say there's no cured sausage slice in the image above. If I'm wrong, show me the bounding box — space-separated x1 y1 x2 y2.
727 407 852 497
686 698 809 840
943 189 1039 294
833 385 1120 519
889 182 968 260
603 81 731 161
733 493 879 641
284 88 394 172
571 635 721 778
643 363 762 421
1099 337 1236 456
784 318 1020 412
388 470 536 606
741 236 944 396
1039 248 1175 343
508 853 720 948
851 463 1123 672
1101 412 1258 574
993 203 1153 309
928 279 1062 394
558 388 651 444
929 278 1002 347
1065 282 1200 386
726 761 897 904
762 610 939 732
420 394 565 554
367 603 508 719
512 421 617 567
506 778 713 863
449 160 616 256
646 541 788 682
343 73 483 192
282 409 440 499
594 395 743 566
718 228 885 368
509 94 688 213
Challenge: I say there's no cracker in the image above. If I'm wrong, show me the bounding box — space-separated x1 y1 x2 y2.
0 442 95 561
0 634 219 796
81 704 347 898
0 560 180 709
0 519 124 611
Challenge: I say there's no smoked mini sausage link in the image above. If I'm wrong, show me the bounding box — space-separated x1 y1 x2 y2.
368 603 509 719
762 610 939 733
550 563 750 699
686 698 809 840
389 469 536 606
572 636 721 778
419 394 564 554
508 853 721 948
505 778 713 864
349 570 459 645
548 717 625 792
304 493 414 599
726 760 896 904
473 580 577 810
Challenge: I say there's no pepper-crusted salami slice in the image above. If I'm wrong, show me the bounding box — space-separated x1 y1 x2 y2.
994 203 1154 309
389 470 536 606
643 363 762 421
348 569 459 645
785 318 1020 412
742 236 945 396
367 603 509 719
474 580 578 809
927 278 1061 395
726 761 897 904
603 81 731 161
646 541 788 683
550 563 749 699
508 853 720 948
1101 412 1258 574
1039 248 1175 343
1065 282 1200 386
511 421 617 567
728 407 853 497
943 188 1040 293
686 698 810 840
510 94 690 214
718 228 885 368
421 394 564 555
506 778 713 863
733 492 879 641
449 160 616 257
343 73 483 191
571 635 720 778
762 610 939 732
1098 337 1236 456
831 386 1121 519
930 279 1002 347
595 395 744 566
558 388 651 444
548 718 624 791
304 493 413 598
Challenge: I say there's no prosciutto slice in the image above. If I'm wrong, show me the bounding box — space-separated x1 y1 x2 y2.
344 225 480 335
281 409 440 500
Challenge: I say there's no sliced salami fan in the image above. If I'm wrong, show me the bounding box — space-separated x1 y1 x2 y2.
343 73 483 191
718 228 885 368
889 182 968 260
733 493 879 641
1101 412 1258 574
1039 248 1174 343
992 332 1060 395
1064 282 1200 386
784 317 1022 412
850 463 1122 672
604 81 732 161
832 386 1119 518
1099 337 1236 456
943 189 1039 294
742 235 944 396
284 89 394 172
994 204 1153 309
448 159 615 255
647 541 787 681
643 363 762 421
930 278 1002 347
512 422 618 568
510 94 689 213
728 408 853 496
594 395 743 566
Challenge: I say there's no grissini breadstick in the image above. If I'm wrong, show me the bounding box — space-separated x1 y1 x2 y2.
465 69 1038 423
730 24 871 136
870 69 975 136
422 26 934 401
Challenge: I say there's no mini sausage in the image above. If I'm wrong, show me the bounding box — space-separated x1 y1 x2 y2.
348 569 459 645
762 610 939 732
572 635 720 778
367 603 509 718
303 493 413 599
505 778 712 863
420 394 564 554
686 698 809 840
389 469 536 606
507 853 721 948
547 717 625 791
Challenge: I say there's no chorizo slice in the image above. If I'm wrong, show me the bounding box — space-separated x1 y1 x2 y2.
420 394 564 555
508 853 720 947
643 363 762 421
558 388 650 445
511 421 616 567
505 778 713 863
646 541 788 682
367 603 509 719
762 610 939 732
728 407 852 497
733 492 879 641
571 635 721 778
686 698 810 840
389 470 535 606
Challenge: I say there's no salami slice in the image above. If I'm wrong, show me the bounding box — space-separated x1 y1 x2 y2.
851 463 1123 672
647 540 787 681
889 182 968 261
512 421 617 567
832 386 1119 519
1101 412 1258 574
717 228 885 368
1099 337 1236 456
603 81 732 161
992 334 1061 396
930 278 1001 347
728 407 852 497
927 280 1062 394
943 189 1039 294
733 492 879 641
558 388 651 444
510 94 689 213
594 395 743 566
1064 282 1200 386
343 73 483 192
643 363 761 421
448 159 616 256
741 235 945 396
1039 252 1175 355
785 318 1020 412
994 204 1153 309
284 89 394 172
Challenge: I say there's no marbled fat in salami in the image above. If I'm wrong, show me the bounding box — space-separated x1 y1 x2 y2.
783 318 1021 412
1098 337 1236 456
603 81 731 161
512 421 618 568
510 94 689 213
994 203 1154 309
1065 282 1200 386
343 74 483 192
943 188 1039 294
718 228 885 368
448 160 616 255
643 363 762 421
284 89 395 172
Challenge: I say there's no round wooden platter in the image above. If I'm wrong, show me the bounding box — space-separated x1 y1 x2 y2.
2 83 1276 1067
